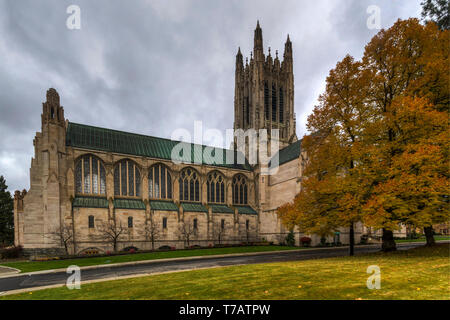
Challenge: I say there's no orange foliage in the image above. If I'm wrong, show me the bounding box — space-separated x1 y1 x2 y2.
277 19 449 234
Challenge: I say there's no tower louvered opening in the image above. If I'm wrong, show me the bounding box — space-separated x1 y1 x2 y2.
272 83 277 122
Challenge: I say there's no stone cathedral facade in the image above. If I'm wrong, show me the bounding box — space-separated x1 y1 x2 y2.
14 23 365 256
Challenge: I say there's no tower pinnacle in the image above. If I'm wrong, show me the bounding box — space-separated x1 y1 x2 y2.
254 20 263 60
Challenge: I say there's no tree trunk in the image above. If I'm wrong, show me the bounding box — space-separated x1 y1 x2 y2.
113 241 117 252
381 229 396 252
151 238 155 251
424 226 435 246
349 223 354 256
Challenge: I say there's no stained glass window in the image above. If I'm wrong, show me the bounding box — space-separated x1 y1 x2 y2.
207 171 225 203
114 159 141 197
232 174 248 205
75 155 106 196
179 167 200 202
148 164 172 199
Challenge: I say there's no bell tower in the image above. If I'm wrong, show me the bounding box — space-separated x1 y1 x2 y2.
15 88 70 255
234 21 297 151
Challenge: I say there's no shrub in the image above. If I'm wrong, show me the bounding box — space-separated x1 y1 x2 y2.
123 246 139 252
129 248 136 254
0 245 23 259
300 236 312 247
286 231 295 246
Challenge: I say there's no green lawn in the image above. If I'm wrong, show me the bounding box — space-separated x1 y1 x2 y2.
2 244 449 300
395 236 450 243
0 245 302 273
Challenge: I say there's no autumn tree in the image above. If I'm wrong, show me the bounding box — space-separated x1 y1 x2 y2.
278 55 370 255
362 96 449 246
278 19 449 252
359 19 449 249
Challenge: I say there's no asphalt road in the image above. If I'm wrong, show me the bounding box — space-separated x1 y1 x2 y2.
0 242 432 293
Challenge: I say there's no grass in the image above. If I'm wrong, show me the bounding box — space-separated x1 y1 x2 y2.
395 236 450 243
0 245 303 273
2 243 449 300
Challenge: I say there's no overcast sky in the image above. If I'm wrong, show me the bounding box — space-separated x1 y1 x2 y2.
0 0 422 192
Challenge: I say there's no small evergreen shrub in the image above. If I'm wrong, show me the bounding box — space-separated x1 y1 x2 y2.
286 231 295 246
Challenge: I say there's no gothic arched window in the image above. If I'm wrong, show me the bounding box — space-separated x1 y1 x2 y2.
279 87 284 123
207 171 225 203
264 81 269 120
232 174 248 205
272 83 277 122
114 159 141 197
179 167 200 202
149 164 172 199
75 155 106 195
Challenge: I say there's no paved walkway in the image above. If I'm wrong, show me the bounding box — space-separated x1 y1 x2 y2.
0 242 435 294
0 266 19 275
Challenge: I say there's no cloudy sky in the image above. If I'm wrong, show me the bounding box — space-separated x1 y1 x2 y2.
0 0 422 192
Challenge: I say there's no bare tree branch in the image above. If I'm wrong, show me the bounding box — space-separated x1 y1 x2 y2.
97 220 126 252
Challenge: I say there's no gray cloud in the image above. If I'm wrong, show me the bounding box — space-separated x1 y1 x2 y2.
0 0 422 192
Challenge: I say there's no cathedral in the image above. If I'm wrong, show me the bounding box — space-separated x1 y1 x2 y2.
14 23 364 256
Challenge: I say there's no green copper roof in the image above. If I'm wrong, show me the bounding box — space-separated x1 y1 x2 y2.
235 205 258 215
73 196 108 208
210 204 234 214
180 202 208 213
270 139 302 167
66 122 252 171
149 200 179 211
113 198 146 210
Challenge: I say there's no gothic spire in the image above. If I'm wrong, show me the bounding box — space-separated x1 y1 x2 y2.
254 20 263 61
236 47 243 71
284 34 293 60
